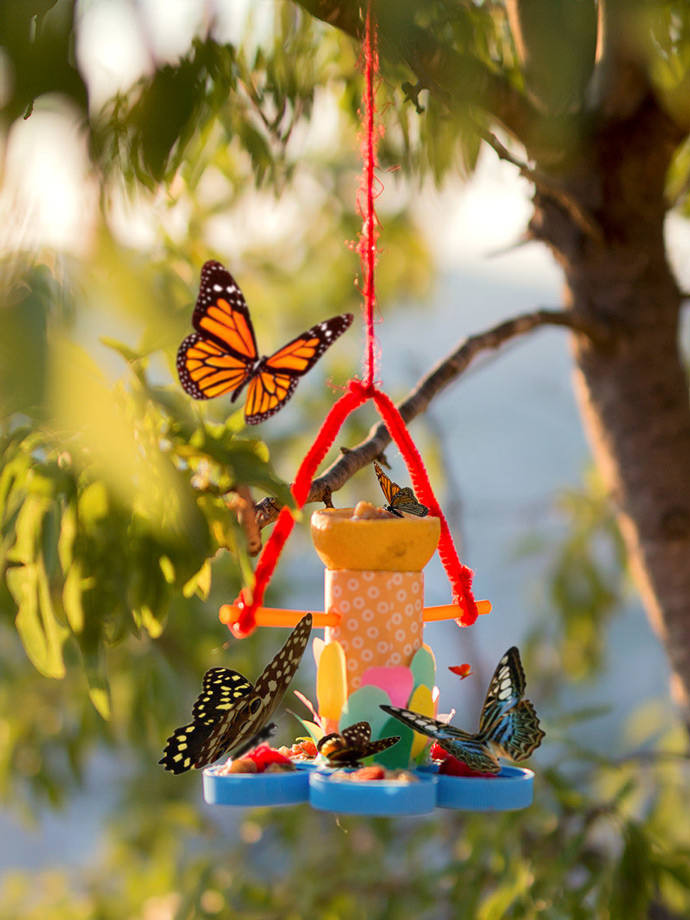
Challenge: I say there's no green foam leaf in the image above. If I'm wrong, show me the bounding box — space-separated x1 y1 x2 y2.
410 645 436 693
339 685 391 737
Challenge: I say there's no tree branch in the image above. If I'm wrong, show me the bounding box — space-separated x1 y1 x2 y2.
254 307 617 528
293 0 541 143
482 131 604 243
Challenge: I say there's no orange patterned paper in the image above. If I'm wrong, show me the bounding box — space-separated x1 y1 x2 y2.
324 569 424 692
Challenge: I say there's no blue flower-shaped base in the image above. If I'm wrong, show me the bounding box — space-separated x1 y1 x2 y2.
203 763 535 814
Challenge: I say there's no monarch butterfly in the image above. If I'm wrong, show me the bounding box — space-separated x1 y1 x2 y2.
177 261 354 425
373 461 429 517
159 614 312 774
381 647 544 774
316 721 400 768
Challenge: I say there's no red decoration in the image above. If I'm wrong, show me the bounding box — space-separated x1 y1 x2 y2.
245 745 293 772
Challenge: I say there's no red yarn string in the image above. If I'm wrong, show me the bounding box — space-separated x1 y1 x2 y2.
372 388 478 625
358 1 379 389
231 383 369 637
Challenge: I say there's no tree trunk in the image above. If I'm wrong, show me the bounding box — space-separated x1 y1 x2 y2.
530 98 690 727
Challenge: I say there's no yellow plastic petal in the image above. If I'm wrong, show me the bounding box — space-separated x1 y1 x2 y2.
408 684 435 759
316 640 347 722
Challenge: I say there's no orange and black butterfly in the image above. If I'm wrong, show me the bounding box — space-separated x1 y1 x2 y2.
373 461 429 517
177 261 354 425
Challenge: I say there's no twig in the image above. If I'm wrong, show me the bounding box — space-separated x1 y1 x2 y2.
253 306 617 528
226 485 262 556
482 131 604 243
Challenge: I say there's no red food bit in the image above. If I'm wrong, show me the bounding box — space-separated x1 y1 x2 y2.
430 742 496 779
245 745 293 772
351 765 386 781
293 738 318 758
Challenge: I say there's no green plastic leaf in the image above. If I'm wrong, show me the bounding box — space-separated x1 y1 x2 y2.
339 685 391 738
374 717 413 769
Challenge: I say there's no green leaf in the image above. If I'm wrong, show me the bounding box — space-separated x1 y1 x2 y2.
78 639 112 721
8 562 66 678
57 503 77 573
477 863 533 920
8 494 49 564
78 481 110 525
62 562 86 633
182 559 212 599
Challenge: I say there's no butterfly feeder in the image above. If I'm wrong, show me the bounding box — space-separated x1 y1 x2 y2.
165 2 544 816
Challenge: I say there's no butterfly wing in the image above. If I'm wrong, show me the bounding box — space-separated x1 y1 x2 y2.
389 487 429 517
220 613 314 756
374 462 428 517
317 722 399 767
380 704 501 774
476 647 544 762
192 261 258 361
489 699 545 762
478 647 526 737
159 668 254 774
374 461 398 506
177 333 252 400
243 314 354 425
352 735 400 762
340 721 372 746
243 370 299 425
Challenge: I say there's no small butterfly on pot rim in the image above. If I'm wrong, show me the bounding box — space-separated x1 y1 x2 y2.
316 721 400 768
373 461 429 518
159 613 312 774
177 261 354 425
381 647 544 775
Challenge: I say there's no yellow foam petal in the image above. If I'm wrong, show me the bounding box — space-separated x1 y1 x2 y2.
408 684 435 758
316 640 347 722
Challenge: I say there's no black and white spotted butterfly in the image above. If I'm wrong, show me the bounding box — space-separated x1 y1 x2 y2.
380 647 544 774
159 613 312 774
316 721 400 768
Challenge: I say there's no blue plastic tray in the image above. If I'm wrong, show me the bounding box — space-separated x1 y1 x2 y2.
309 769 438 816
433 765 534 811
203 766 310 807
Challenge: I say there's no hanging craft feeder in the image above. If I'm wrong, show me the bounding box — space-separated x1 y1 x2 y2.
166 2 544 816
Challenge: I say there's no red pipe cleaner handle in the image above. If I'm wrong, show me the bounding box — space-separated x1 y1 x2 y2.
230 382 370 637
372 388 478 625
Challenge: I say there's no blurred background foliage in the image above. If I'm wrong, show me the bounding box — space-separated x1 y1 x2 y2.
0 2 689 918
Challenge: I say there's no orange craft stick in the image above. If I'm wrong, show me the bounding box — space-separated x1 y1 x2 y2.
218 605 340 630
219 599 491 631
423 601 492 621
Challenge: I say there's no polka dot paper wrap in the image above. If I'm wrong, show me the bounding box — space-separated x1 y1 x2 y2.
324 570 424 693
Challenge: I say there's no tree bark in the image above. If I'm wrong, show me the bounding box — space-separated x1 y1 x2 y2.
531 98 690 725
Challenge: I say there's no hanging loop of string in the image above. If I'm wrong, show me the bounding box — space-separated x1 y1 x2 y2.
227 0 478 638
358 0 379 390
